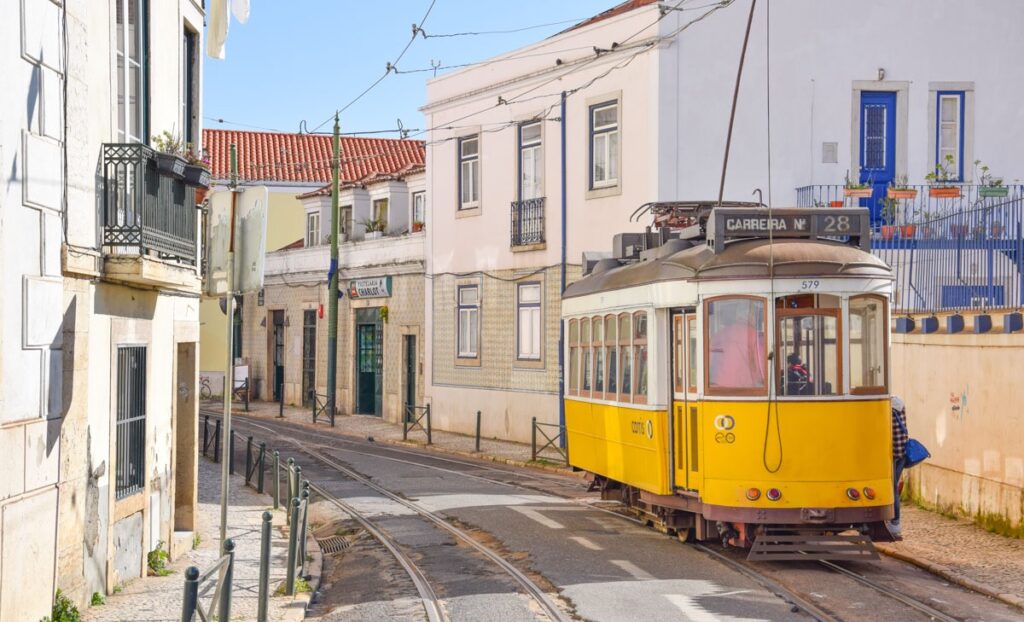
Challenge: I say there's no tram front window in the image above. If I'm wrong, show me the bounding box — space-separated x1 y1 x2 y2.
706 297 767 395
776 312 840 397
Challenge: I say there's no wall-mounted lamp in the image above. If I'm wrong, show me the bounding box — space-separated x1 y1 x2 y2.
877 67 886 81
259 318 266 327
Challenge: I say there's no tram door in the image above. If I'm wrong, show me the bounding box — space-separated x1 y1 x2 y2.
672 312 700 490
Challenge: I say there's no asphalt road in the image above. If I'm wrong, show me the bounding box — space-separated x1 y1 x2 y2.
221 413 1022 622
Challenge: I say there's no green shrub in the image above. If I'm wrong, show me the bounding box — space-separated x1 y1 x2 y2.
41 589 81 622
90 592 105 606
147 541 172 577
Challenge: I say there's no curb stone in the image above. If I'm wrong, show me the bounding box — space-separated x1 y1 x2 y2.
875 543 1024 612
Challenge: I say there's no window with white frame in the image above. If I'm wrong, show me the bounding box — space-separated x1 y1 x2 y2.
412 191 425 225
589 101 619 189
459 135 480 209
305 211 320 247
116 0 149 143
372 198 389 232
517 283 541 360
519 122 542 201
936 91 964 181
340 205 352 239
457 285 480 359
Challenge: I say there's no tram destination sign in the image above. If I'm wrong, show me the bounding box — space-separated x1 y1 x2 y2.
708 207 870 253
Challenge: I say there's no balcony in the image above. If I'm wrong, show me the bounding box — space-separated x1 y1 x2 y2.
100 144 200 290
510 197 545 249
796 183 1024 223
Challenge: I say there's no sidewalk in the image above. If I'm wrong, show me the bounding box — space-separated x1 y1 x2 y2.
84 455 321 622
219 399 1024 612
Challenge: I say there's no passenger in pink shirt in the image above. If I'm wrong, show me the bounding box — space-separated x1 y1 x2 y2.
708 301 766 390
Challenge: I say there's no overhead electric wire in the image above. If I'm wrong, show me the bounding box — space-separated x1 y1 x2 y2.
419 16 586 38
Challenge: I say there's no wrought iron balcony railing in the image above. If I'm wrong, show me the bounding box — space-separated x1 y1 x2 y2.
510 197 545 247
101 143 198 265
796 183 1024 223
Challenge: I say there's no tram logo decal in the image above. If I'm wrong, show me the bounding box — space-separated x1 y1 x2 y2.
713 415 735 431
630 419 655 440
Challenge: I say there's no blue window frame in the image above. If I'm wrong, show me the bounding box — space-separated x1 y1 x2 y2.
935 91 965 182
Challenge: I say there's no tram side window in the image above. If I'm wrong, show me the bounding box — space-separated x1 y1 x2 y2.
634 311 648 403
849 295 888 394
581 318 592 393
687 316 698 393
568 320 579 395
619 313 632 402
593 316 605 395
606 316 618 395
706 297 767 395
776 312 840 396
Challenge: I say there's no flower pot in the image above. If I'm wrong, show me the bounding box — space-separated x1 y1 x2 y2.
829 200 844 208
154 152 187 178
929 186 961 198
183 164 211 188
979 185 1009 198
194 187 208 205
919 226 935 239
844 187 873 198
364 231 383 241
412 222 424 233
991 223 1004 238
887 188 918 200
880 225 897 240
899 225 916 239
950 224 970 238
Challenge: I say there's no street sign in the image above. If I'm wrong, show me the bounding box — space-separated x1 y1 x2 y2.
348 276 392 299
707 207 870 252
204 187 269 296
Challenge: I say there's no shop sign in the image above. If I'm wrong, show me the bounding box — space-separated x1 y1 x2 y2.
349 276 392 299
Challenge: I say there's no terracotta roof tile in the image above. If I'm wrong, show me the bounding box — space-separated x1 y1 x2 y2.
296 163 427 199
203 129 425 184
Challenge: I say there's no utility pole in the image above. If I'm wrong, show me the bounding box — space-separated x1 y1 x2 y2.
220 143 239 552
326 114 341 425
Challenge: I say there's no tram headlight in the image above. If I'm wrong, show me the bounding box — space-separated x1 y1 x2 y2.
766 488 782 501
862 487 876 500
745 488 761 501
846 487 861 501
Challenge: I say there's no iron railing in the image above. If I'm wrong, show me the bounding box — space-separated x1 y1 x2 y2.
181 539 235 622
309 390 333 426
873 199 1024 314
403 404 432 444
511 197 545 247
101 143 198 265
531 417 568 465
795 183 1024 224
115 346 147 499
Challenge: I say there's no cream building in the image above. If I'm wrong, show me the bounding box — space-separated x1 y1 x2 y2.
1 0 205 616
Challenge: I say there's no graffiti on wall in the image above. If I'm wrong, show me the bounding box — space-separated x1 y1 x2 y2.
949 385 970 419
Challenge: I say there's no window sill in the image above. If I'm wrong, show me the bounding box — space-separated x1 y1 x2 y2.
455 356 481 367
456 207 481 219
513 357 545 370
511 242 546 253
114 491 146 521
586 183 622 201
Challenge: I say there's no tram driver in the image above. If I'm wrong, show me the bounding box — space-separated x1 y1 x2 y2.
785 353 813 395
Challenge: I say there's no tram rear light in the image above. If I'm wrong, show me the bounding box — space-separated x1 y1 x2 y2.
846 487 861 501
862 487 876 500
766 488 782 501
745 488 761 501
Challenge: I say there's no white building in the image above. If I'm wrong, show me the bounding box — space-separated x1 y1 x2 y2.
421 0 1024 441
1 0 205 616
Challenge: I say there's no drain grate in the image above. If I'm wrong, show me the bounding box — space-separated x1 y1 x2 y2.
316 535 355 555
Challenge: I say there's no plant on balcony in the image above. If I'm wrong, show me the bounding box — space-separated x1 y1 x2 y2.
886 174 918 199
974 160 1008 198
361 217 386 240
411 220 424 233
843 170 873 198
151 130 188 178
925 154 962 198
183 147 212 189
879 196 899 240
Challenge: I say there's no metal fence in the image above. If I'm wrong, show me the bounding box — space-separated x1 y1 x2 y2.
872 199 1024 314
511 197 546 247
795 183 1024 223
101 143 198 265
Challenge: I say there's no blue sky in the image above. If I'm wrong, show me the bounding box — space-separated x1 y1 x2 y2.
204 1 609 136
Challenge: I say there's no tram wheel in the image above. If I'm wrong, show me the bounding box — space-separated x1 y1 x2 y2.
675 528 692 543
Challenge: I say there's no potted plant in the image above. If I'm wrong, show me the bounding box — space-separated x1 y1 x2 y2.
918 210 938 239
926 154 962 198
887 175 918 200
991 220 1004 238
361 217 386 240
880 197 898 240
151 131 187 178
843 170 873 198
183 146 212 188
974 160 1008 198
411 220 425 233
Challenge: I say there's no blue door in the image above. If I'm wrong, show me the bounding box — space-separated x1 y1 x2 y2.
859 92 897 223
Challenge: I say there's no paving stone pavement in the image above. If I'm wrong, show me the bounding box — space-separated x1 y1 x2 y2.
213 399 1024 613
83 456 318 622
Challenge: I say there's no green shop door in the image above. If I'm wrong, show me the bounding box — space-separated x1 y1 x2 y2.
355 309 383 416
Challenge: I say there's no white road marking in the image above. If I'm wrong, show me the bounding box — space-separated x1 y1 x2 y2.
511 506 565 529
610 559 655 580
413 493 562 513
568 536 603 550
714 590 750 597
665 594 720 622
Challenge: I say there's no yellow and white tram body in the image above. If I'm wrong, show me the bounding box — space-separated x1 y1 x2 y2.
562 206 895 555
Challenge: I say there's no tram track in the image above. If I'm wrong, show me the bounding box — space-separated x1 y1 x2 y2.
216 412 571 622
214 412 970 622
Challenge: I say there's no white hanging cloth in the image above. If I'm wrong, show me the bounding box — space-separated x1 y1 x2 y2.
206 0 229 59
231 0 250 24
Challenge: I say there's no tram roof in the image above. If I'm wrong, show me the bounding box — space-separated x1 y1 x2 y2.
563 238 891 299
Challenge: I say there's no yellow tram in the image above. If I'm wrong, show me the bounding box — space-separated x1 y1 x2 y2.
562 202 895 559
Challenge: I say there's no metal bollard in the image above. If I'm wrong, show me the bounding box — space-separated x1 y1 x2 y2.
229 433 236 474
181 566 199 622
286 498 301 595
202 415 209 457
402 406 409 441
286 458 296 522
257 442 266 494
279 391 284 418
426 404 432 445
245 436 253 485
300 483 310 575
531 416 537 461
219 538 235 622
475 410 482 452
214 419 222 463
273 451 280 509
257 512 272 622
